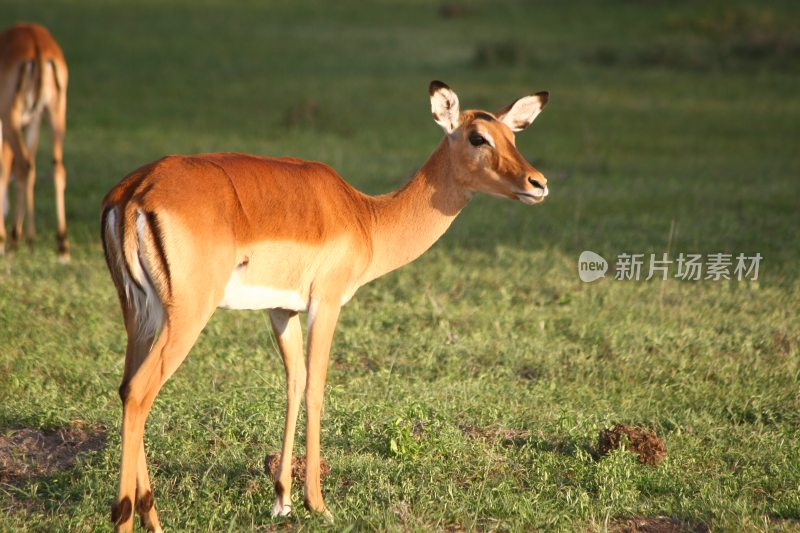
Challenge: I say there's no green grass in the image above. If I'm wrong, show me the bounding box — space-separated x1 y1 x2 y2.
1 0 799 531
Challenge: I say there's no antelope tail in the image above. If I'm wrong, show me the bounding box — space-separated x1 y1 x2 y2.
101 204 170 341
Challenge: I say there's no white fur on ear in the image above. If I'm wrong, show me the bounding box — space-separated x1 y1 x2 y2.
429 80 461 134
496 91 549 132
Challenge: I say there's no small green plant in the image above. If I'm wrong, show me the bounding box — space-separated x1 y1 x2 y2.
382 417 420 459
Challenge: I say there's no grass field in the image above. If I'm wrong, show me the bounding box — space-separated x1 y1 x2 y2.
1 0 799 531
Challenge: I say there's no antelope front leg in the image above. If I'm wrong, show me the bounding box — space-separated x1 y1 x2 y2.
268 309 305 517
303 300 340 521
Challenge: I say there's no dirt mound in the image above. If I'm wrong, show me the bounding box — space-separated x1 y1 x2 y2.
0 420 107 483
598 424 666 466
610 516 709 533
265 453 329 482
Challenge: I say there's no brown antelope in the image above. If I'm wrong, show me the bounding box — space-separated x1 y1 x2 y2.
0 23 69 260
102 80 549 531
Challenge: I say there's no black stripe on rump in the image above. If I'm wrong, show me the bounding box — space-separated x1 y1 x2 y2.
144 211 172 296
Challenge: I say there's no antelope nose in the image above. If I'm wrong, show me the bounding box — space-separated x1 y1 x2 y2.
528 176 548 199
528 176 546 190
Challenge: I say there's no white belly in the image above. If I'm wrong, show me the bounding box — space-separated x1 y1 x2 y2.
217 269 307 312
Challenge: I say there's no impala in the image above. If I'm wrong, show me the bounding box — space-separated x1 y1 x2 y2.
102 81 549 531
0 23 69 260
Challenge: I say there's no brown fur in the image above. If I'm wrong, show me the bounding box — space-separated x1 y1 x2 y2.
102 81 548 529
136 490 154 514
274 480 285 499
111 496 132 526
0 24 69 259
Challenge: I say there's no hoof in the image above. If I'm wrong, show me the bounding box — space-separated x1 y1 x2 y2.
57 234 70 262
303 498 334 523
271 500 292 518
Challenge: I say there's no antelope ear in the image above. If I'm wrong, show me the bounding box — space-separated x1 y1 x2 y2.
496 91 549 132
429 80 461 134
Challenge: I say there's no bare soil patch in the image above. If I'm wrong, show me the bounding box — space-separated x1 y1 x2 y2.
265 453 329 482
0 420 107 484
598 424 666 466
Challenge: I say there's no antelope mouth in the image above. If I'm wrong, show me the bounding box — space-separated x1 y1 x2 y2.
515 187 548 205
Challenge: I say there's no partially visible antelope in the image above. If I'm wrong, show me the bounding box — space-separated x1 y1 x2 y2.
0 23 69 260
102 81 549 531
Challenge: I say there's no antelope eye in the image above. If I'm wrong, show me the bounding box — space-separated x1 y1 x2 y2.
469 133 488 147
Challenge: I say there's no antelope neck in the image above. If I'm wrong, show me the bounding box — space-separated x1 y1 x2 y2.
362 138 471 283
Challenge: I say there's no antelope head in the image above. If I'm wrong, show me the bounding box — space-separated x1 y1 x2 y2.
430 80 549 205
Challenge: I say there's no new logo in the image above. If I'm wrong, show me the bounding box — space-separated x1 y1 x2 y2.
578 250 608 282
